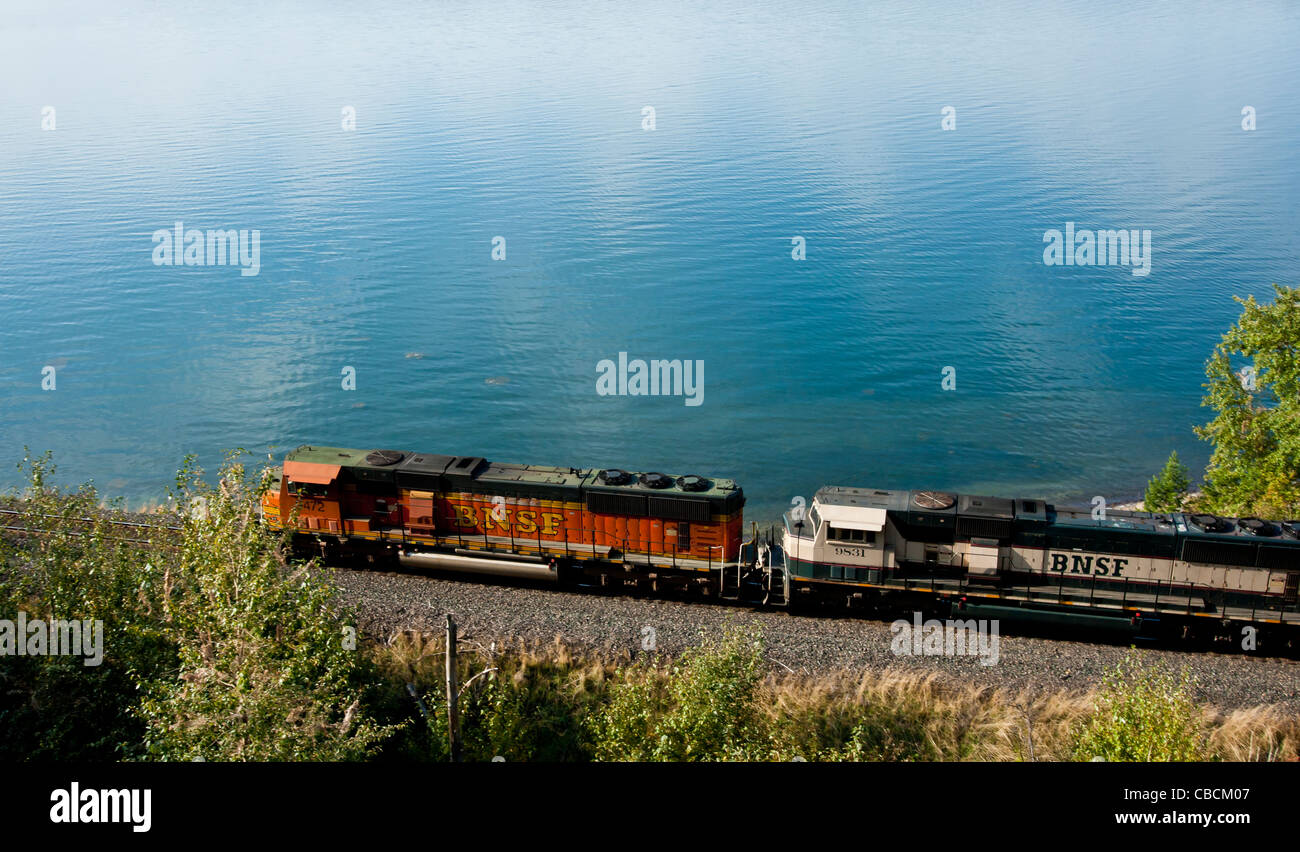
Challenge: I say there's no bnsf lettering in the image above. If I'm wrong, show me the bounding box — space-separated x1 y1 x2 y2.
454 504 563 536
1049 552 1126 577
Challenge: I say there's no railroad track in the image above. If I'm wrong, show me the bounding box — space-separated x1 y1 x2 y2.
0 507 183 546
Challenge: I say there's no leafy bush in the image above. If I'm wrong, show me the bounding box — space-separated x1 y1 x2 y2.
590 629 769 761
134 456 391 760
1071 654 1208 762
0 451 174 759
1 451 391 761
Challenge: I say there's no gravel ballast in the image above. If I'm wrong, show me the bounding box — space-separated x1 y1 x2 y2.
329 566 1300 712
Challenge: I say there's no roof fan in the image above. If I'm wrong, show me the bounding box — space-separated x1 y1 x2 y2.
1188 514 1230 533
1236 517 1280 537
639 472 673 489
676 475 711 492
913 491 956 510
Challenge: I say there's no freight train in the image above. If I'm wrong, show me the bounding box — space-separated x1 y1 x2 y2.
261 445 1300 651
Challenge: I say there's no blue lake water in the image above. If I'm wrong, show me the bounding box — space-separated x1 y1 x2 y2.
2 0 1299 520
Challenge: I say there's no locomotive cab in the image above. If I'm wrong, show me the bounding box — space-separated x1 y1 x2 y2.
783 488 899 582
264 457 345 535
292 461 342 532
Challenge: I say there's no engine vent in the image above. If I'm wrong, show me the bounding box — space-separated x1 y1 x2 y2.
365 450 406 466
597 469 633 486
1181 538 1256 567
913 491 956 510
956 516 1013 540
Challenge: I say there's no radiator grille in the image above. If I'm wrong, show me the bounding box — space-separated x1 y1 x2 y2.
585 492 648 516
648 496 711 522
1180 539 1256 567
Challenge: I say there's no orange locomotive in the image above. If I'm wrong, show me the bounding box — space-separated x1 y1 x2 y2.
261 445 745 587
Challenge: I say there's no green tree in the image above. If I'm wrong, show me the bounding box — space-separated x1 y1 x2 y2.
1195 284 1300 518
1144 450 1191 513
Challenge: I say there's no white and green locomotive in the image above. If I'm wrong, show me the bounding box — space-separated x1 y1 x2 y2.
775 486 1300 648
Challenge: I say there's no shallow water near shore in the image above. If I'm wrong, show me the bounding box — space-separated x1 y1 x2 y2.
2 1 1299 519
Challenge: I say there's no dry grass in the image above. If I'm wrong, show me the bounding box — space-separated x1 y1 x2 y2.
1207 705 1300 761
760 668 1094 760
374 630 625 693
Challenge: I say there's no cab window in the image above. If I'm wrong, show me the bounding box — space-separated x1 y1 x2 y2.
288 481 329 498
828 526 875 544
